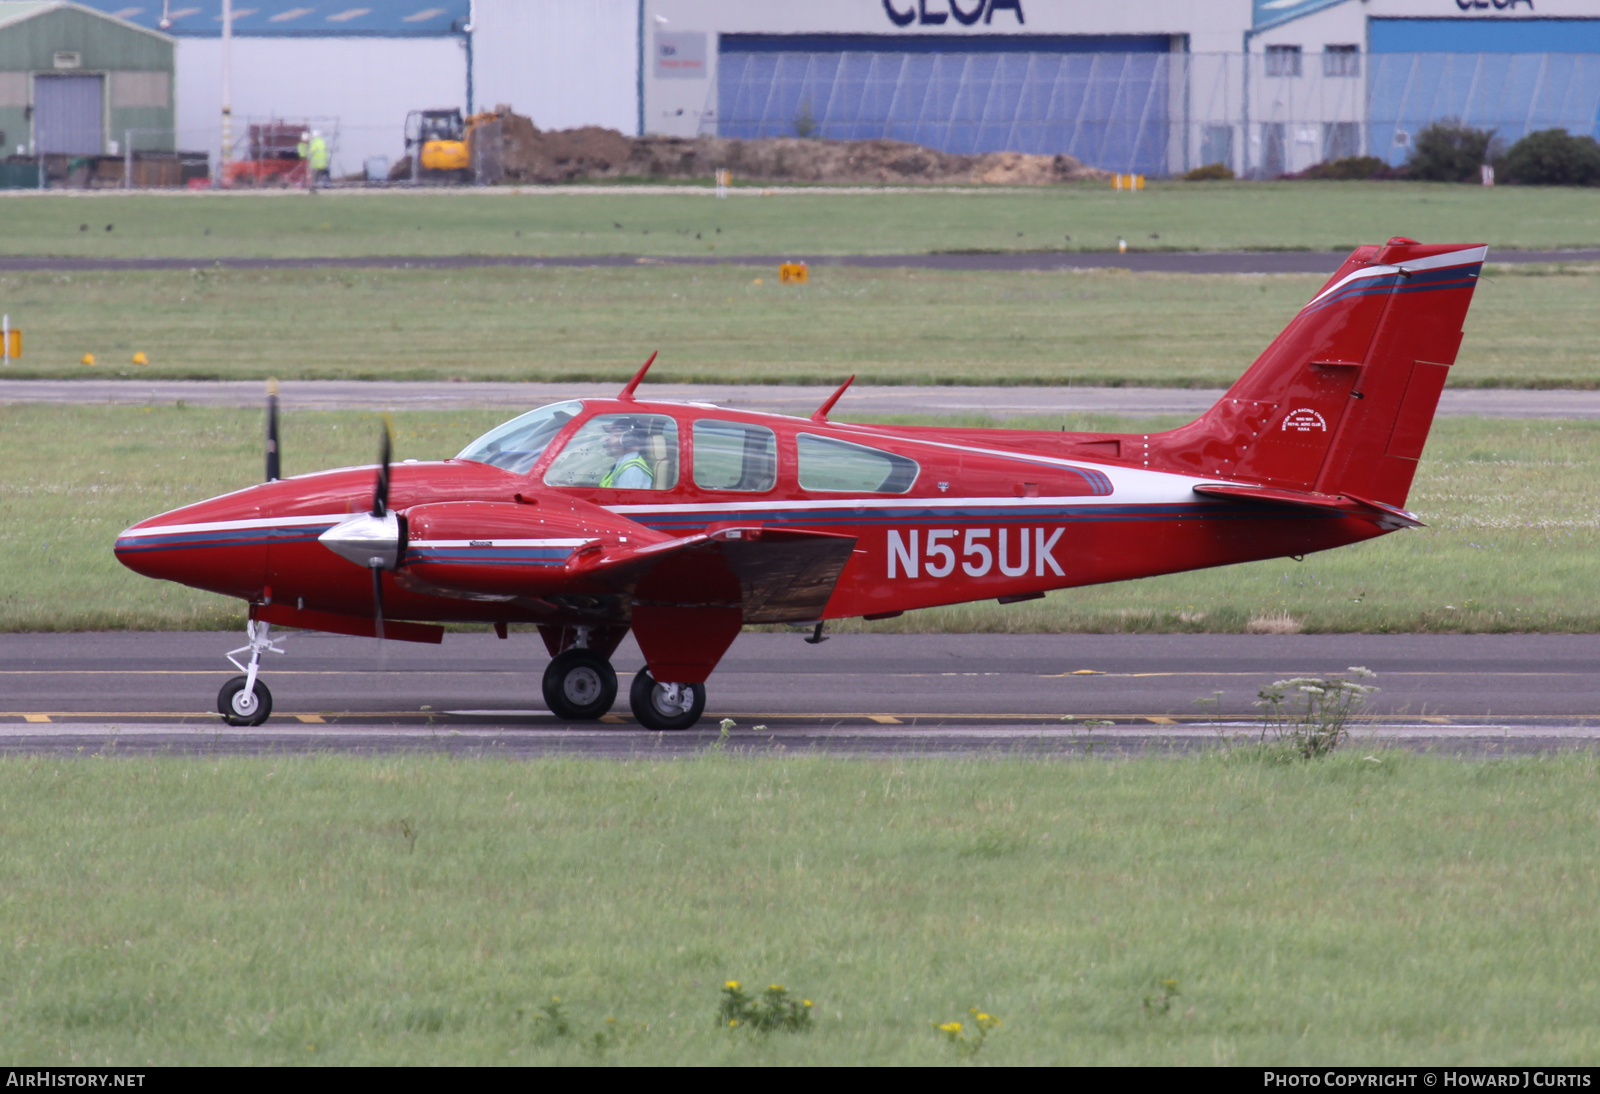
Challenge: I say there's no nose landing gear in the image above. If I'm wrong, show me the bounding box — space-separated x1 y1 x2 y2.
219 619 284 726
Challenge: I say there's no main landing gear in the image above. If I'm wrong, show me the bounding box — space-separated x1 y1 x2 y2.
630 668 706 732
541 648 619 721
218 619 285 726
538 624 706 730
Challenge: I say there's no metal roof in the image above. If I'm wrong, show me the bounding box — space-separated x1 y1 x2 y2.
0 1 176 40
66 1 469 36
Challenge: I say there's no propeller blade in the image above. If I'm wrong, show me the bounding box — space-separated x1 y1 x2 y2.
265 378 280 482
370 563 386 643
371 418 392 518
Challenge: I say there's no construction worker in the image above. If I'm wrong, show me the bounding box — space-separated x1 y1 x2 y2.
599 419 654 489
308 130 329 186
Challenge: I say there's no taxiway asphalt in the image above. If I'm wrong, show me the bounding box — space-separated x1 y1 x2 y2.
4 631 1598 757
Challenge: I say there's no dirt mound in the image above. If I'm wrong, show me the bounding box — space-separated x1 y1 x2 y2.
472 107 1108 186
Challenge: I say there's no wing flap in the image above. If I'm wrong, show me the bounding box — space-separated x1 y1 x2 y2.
575 526 859 624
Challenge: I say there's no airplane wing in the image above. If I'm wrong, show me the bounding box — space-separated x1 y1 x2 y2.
570 525 859 625
1192 483 1424 529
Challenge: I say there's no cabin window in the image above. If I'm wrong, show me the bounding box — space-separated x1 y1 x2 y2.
543 413 680 490
693 420 777 492
455 400 582 474
797 433 919 494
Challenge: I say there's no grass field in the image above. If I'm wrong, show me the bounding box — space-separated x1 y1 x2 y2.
1 181 1598 260
4 751 1599 1065
1 262 1594 387
3 404 1597 635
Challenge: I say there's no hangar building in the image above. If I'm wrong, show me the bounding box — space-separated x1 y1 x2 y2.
0 1 174 157
58 0 1600 178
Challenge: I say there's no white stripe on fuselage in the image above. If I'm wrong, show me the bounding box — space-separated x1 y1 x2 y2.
408 538 594 549
116 513 349 539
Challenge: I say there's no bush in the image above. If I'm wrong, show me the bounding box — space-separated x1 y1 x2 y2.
1504 128 1600 186
1183 161 1234 181
1298 155 1388 180
1407 119 1496 182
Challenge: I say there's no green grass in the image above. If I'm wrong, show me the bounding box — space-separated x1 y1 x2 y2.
1 182 1598 258
3 405 1597 634
4 751 1600 1064
3 262 1596 387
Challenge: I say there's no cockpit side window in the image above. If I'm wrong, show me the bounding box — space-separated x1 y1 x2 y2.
693 420 777 492
797 433 919 494
544 413 680 490
454 400 583 475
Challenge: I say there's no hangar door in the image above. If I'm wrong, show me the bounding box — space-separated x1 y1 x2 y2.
1367 19 1600 165
716 34 1178 176
34 74 105 155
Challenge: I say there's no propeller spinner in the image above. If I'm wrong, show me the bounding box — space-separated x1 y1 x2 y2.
317 420 404 640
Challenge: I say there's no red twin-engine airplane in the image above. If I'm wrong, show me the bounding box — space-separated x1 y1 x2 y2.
115 238 1484 730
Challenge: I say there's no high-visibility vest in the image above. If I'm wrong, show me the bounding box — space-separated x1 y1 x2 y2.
309 138 329 170
600 454 652 488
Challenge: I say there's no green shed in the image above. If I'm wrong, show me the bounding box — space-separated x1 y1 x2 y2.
0 1 174 159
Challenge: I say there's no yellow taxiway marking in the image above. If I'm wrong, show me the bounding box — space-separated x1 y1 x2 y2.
1071 669 1104 675
294 714 326 724
1145 716 1177 725
22 714 50 723
599 715 625 724
1419 716 1454 725
867 715 902 724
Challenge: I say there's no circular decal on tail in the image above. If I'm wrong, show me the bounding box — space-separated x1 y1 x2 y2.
1282 408 1328 432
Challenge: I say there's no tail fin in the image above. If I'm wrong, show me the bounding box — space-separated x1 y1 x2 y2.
1148 239 1484 508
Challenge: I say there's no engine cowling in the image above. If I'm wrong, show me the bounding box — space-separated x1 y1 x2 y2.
397 496 663 599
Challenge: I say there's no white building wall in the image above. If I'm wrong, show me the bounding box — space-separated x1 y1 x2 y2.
175 37 467 175
471 0 639 133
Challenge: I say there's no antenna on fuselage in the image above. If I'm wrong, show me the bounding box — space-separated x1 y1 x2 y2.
265 378 280 482
811 374 856 423
617 351 658 402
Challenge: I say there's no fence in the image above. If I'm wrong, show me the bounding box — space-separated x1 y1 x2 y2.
705 50 1600 178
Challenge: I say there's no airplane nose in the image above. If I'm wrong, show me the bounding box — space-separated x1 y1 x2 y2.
114 498 270 599
318 512 402 570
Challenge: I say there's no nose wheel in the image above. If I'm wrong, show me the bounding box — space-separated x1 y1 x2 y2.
629 667 706 731
219 619 284 726
218 675 273 726
542 648 619 721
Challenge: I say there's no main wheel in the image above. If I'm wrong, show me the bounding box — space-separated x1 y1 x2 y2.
629 667 706 731
541 648 618 721
218 675 272 727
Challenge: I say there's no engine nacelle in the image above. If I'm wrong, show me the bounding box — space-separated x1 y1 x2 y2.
399 497 662 599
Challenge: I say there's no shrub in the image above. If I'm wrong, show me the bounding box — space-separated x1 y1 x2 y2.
1183 161 1234 181
1300 155 1387 180
1407 119 1496 182
1504 128 1600 186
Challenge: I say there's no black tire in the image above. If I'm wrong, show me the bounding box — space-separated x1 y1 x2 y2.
541 648 618 721
629 667 706 731
218 675 272 727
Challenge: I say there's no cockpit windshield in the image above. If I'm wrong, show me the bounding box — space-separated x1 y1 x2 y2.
454 401 583 474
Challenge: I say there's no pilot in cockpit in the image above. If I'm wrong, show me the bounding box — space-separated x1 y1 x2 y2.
599 418 654 489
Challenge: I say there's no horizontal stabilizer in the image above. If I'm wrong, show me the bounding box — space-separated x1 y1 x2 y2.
1193 483 1424 529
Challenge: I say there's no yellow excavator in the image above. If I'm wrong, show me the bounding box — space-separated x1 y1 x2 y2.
404 108 496 183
